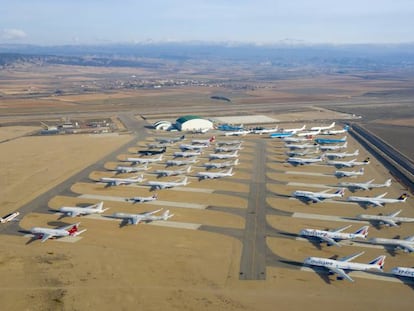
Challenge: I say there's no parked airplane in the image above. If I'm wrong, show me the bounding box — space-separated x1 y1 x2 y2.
215 144 243 152
224 129 251 136
269 131 295 139
59 201 108 217
0 211 20 223
203 159 239 169
217 124 244 131
126 154 163 165
154 166 191 177
303 251 386 282
324 149 359 159
347 193 408 207
281 124 306 134
173 150 202 158
292 188 345 203
100 174 144 186
125 194 158 203
30 222 87 243
315 135 347 145
356 210 414 227
285 142 319 150
286 149 319 157
322 125 349 135
287 155 325 165
338 179 392 191
311 122 336 131
138 147 166 156
216 140 242 146
179 144 208 151
197 167 234 179
334 168 364 178
154 135 185 144
369 235 414 253
253 126 279 134
300 225 369 247
192 136 215 145
166 158 198 166
296 129 321 137
326 157 370 168
209 150 239 160
319 142 347 151
283 136 312 143
111 209 174 225
147 177 189 190
391 266 414 278
114 164 149 174
147 142 168 149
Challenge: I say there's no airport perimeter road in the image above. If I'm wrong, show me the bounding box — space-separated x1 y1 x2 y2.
239 139 267 280
0 114 147 236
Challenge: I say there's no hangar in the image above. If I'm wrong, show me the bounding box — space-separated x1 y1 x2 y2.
175 115 213 132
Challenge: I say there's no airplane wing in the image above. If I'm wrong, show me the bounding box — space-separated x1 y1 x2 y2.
40 233 53 243
327 267 354 282
144 208 163 216
376 193 388 199
400 244 414 252
131 216 142 225
404 235 414 242
388 210 402 217
338 251 364 262
68 211 80 217
331 225 352 233
308 195 321 203
382 219 398 227
369 200 384 208
320 189 331 194
59 222 80 231
319 236 341 247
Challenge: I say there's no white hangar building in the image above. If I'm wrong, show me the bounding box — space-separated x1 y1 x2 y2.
175 115 213 132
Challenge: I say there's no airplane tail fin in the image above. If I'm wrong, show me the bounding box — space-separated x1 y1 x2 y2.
344 125 350 131
385 179 392 187
354 149 359 156
186 166 192 173
354 226 369 238
336 188 346 197
183 177 189 185
162 210 174 220
364 157 370 163
233 159 240 165
209 136 216 143
67 223 86 236
227 167 233 175
368 255 386 270
342 142 348 148
359 168 364 174
398 193 408 201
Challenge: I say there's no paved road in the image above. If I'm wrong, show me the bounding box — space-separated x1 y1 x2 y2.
0 114 146 235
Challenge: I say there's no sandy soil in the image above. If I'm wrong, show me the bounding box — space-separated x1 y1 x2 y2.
0 126 41 141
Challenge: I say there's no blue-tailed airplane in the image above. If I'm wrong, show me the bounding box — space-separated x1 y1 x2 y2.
315 136 347 145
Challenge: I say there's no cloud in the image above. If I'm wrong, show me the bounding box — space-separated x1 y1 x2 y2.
1 28 27 40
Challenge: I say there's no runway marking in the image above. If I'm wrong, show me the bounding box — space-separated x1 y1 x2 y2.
23 234 83 243
300 266 403 283
292 212 368 224
83 213 201 230
288 197 356 205
285 171 334 177
287 182 337 189
78 194 207 209
295 237 383 249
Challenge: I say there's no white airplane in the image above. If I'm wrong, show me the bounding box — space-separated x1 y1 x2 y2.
300 225 369 247
253 126 279 134
282 124 306 134
125 154 163 165
296 129 321 137
147 177 189 190
324 149 359 159
216 140 242 146
215 144 243 152
59 201 108 217
30 222 87 243
166 158 198 166
154 166 191 177
319 142 347 151
283 136 312 143
203 159 239 169
311 121 335 131
192 136 215 145
347 193 408 207
286 149 319 157
179 144 208 151
125 194 158 203
356 210 414 227
111 209 174 225
287 155 325 165
197 167 234 179
224 130 251 136
292 188 345 203
322 125 349 135
326 157 370 168
285 142 319 150
147 142 168 149
334 168 364 178
154 135 185 144
303 251 386 282
209 150 239 160
391 266 414 278
173 150 202 158
369 235 414 253
114 163 149 174
100 174 145 186
338 179 392 191
0 211 20 223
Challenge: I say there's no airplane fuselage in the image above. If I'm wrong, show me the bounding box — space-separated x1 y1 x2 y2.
300 229 365 241
392 267 414 278
304 257 381 272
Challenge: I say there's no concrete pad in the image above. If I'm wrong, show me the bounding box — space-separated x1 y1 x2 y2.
292 212 369 224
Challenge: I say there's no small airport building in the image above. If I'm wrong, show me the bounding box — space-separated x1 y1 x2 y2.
175 115 214 132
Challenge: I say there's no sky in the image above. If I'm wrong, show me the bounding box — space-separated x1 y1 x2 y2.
1 0 414 45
